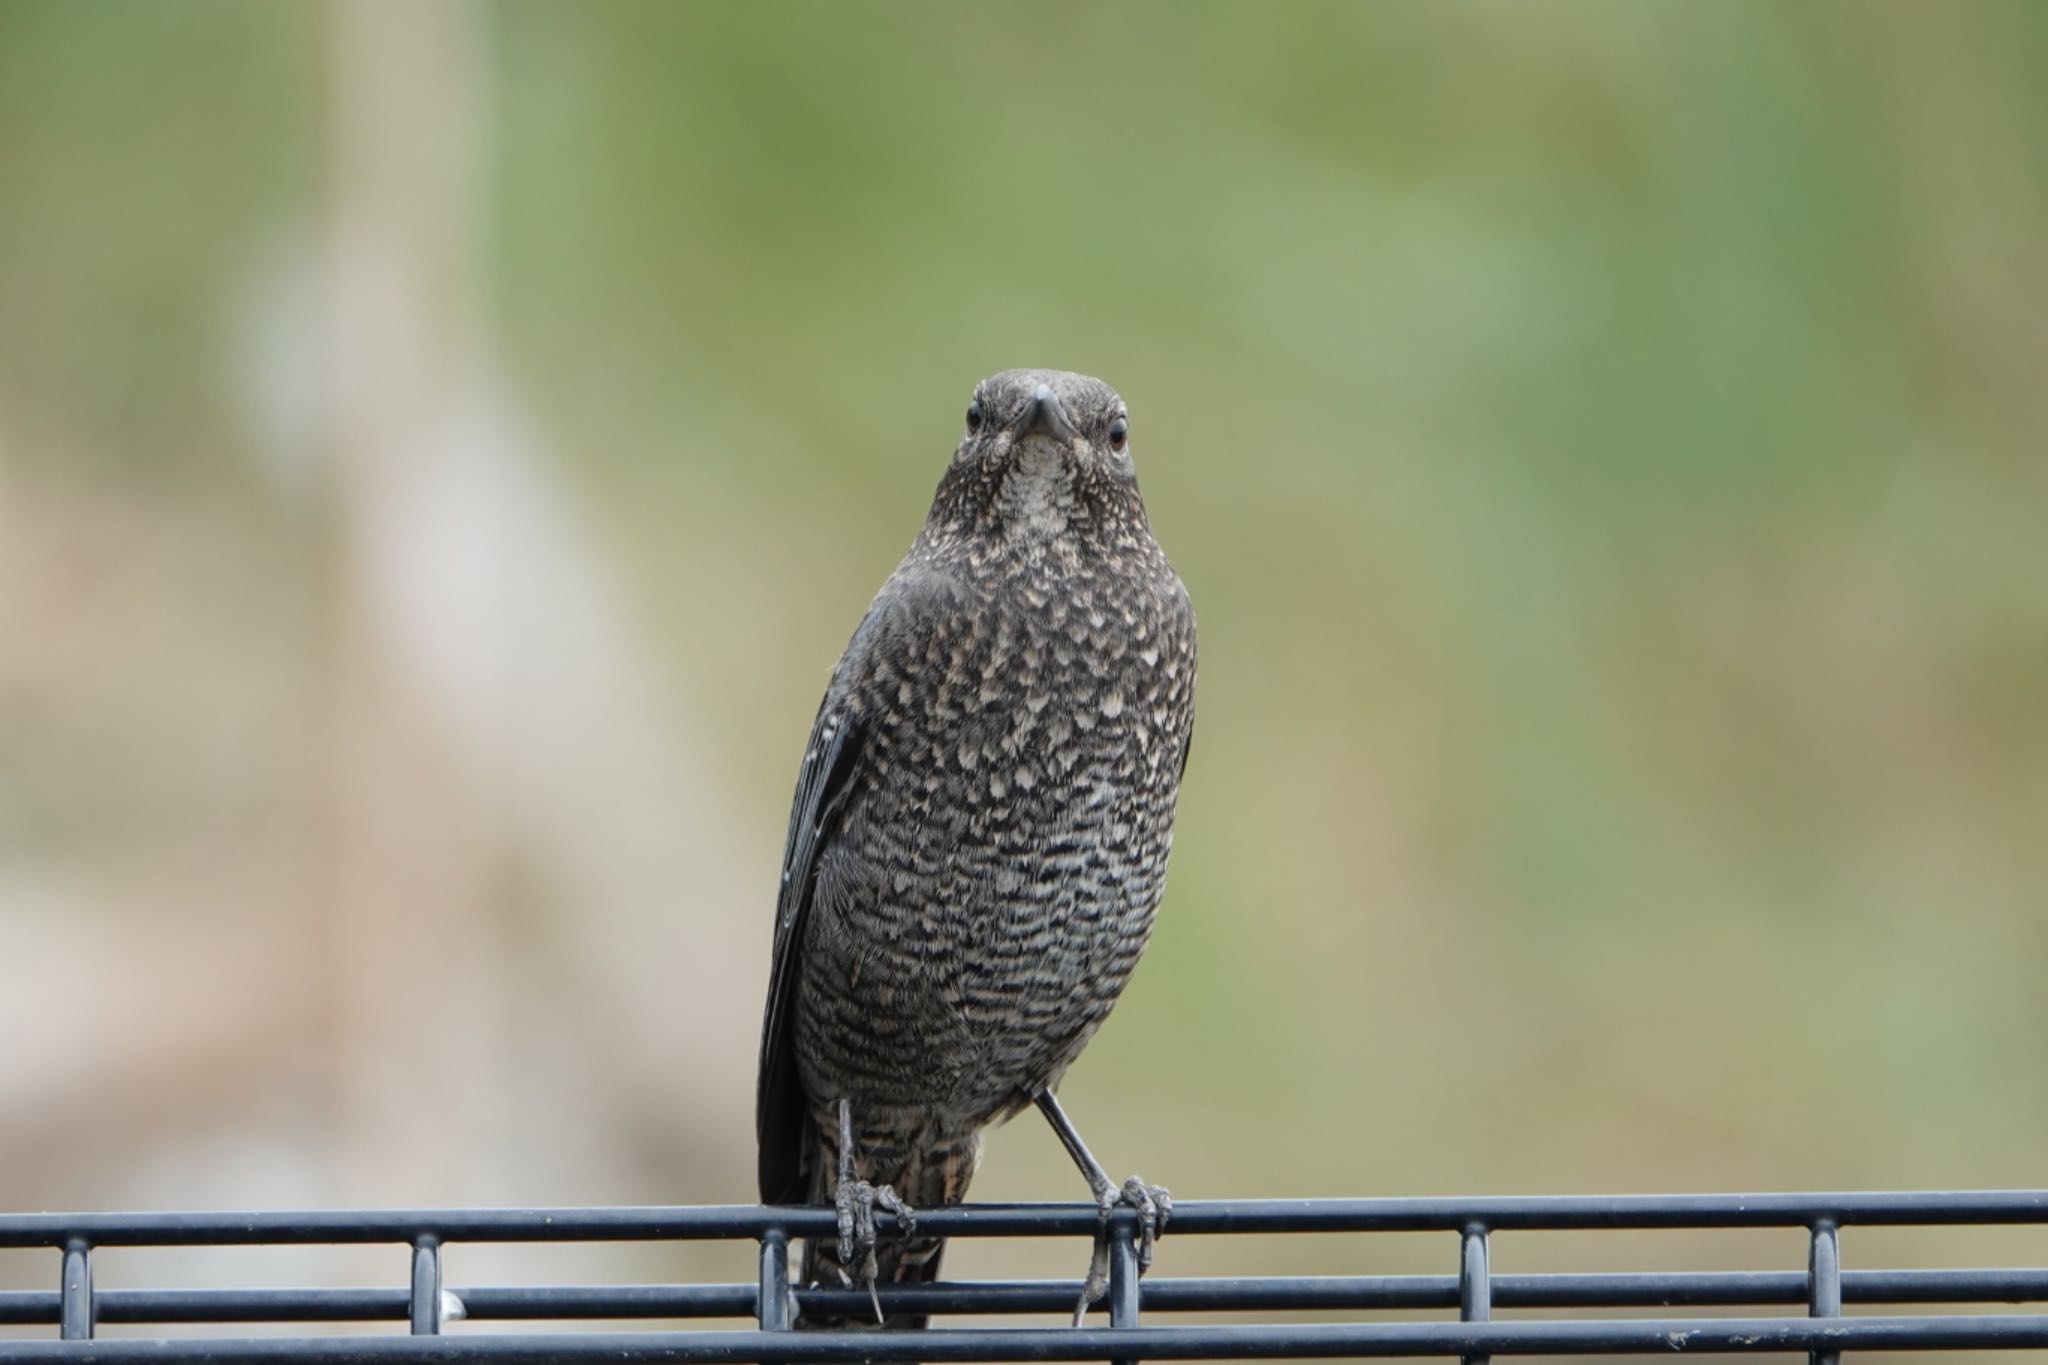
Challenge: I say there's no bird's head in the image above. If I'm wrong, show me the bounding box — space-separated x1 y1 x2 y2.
931 369 1142 546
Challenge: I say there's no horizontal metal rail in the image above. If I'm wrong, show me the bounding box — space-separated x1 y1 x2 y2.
6 1267 2048 1325
6 1320 2048 1361
1 1192 2044 1359
8 1191 2048 1246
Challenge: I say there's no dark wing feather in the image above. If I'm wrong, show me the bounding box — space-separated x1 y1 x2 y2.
755 698 862 1203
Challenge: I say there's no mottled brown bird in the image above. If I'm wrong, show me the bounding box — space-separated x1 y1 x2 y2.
755 369 1197 1331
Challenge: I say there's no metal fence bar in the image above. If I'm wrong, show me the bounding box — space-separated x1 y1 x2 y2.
1108 1220 1142 1365
6 1266 2047 1327
10 1315 2048 1360
56 1243 90 1342
6 1266 2048 1328
4 1194 2046 1360
1808 1220 1841 1365
8 1190 2048 1247
410 1239 441 1337
0 1289 404 1325
1458 1226 1490 1365
756 1231 791 1334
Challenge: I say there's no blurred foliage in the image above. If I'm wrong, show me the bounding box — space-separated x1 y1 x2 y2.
3 0 2047 1262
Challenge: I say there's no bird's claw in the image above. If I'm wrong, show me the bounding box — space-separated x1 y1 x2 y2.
834 1177 915 1324
1123 1175 1171 1270
1071 1175 1172 1326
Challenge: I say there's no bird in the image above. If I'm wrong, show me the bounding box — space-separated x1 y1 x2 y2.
755 368 1197 1335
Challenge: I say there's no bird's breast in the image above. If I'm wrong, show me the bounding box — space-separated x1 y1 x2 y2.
795 541 1193 1120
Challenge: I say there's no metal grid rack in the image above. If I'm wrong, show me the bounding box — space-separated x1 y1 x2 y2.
4 1192 2048 1359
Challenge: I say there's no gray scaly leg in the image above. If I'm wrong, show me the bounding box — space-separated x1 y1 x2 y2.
831 1098 916 1324
1034 1089 1171 1325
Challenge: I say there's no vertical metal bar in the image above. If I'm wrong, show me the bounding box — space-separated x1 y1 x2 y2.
409 1236 442 1336
758 1228 793 1333
1459 1224 1491 1365
1107 1217 1142 1365
58 1240 92 1341
1808 1220 1841 1365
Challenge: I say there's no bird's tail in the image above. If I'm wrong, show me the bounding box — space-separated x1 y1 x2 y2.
796 1131 981 1333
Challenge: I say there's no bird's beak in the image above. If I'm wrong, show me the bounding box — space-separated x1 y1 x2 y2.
1019 383 1079 445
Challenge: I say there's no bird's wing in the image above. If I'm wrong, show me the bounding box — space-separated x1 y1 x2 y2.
755 568 961 1203
755 693 863 1204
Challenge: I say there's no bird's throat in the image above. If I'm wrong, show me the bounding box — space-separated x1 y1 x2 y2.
998 442 1076 542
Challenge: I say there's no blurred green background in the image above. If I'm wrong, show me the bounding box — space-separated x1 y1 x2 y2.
3 0 2046 1337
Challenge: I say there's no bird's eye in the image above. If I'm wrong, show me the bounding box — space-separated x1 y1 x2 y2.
1108 416 1129 451
965 401 984 434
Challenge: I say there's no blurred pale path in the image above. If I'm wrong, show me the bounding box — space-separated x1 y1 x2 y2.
2 0 2046 1328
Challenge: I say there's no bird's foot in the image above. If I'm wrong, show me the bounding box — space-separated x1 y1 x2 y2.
1071 1175 1172 1326
834 1177 916 1324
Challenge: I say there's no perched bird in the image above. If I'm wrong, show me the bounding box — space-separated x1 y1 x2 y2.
756 368 1197 1332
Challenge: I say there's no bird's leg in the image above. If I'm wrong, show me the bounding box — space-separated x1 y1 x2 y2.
831 1098 916 1324
1033 1089 1171 1325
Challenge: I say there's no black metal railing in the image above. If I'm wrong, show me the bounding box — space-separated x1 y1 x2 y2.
4 1192 2048 1359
